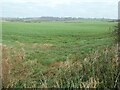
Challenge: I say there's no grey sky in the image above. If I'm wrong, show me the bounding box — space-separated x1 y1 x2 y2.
1 0 119 19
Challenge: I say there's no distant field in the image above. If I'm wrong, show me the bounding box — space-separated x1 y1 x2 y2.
2 20 119 88
2 21 116 64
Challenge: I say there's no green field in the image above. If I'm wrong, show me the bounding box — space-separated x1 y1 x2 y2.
2 21 115 64
2 20 119 88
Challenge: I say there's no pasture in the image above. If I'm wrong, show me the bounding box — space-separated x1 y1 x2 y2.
2 20 119 88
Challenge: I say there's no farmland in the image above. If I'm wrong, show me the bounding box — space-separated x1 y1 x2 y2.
2 19 119 88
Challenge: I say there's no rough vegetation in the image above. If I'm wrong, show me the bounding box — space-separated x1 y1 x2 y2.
2 20 120 88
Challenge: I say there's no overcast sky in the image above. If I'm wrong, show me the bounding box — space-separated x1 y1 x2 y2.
1 0 119 19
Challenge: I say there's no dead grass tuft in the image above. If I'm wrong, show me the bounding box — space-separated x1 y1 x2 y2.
32 43 53 49
2 45 26 88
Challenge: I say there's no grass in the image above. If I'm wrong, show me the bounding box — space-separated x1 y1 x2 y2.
2 20 120 88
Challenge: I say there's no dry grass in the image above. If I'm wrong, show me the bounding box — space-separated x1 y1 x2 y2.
0 44 2 89
2 45 26 87
2 44 120 88
32 43 53 49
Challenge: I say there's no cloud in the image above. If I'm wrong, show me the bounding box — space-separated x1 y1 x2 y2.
2 0 118 4
1 0 118 7
2 0 118 8
1 0 118 18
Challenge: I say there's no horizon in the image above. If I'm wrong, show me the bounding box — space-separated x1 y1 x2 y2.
1 16 117 20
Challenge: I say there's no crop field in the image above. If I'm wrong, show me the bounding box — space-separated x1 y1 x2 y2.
2 20 120 88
